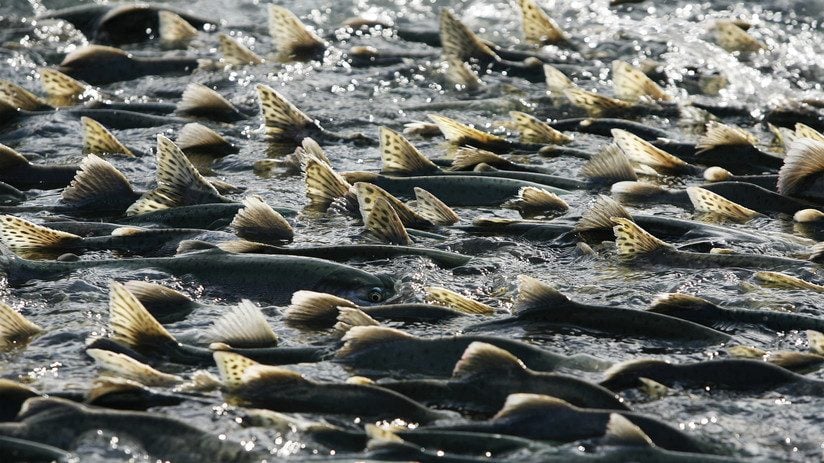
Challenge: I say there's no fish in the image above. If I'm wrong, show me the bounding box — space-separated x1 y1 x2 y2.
283 288 493 328
778 138 824 205
378 342 629 414
213 350 450 423
56 45 201 85
335 325 612 378
0 435 73 463
647 293 824 333
464 275 732 344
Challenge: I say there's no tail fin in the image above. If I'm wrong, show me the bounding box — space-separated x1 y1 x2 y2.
176 83 239 118
39 68 87 99
81 117 134 157
108 281 176 350
424 287 494 315
581 144 637 184
564 87 631 117
0 80 50 111
268 5 326 61
303 158 351 210
428 114 508 147
0 215 82 250
574 194 631 233
610 217 671 259
612 60 670 102
503 186 569 217
778 138 824 197
517 0 567 46
284 290 357 328
0 301 43 348
439 9 499 62
61 154 137 210
256 84 313 141
686 187 760 221
379 127 439 175
510 111 573 144
412 187 459 225
231 196 294 244
86 348 182 387
205 300 278 348
363 197 412 245
158 11 198 47
696 121 757 153
218 33 264 66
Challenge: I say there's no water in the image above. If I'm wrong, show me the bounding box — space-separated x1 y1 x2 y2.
0 0 823 461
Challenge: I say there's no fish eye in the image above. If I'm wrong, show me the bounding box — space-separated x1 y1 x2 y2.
367 288 384 303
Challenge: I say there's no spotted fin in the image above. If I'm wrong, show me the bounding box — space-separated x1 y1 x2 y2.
513 275 573 314
444 56 484 91
503 186 569 216
543 65 574 94
256 84 313 140
81 117 134 157
39 68 87 99
0 144 30 170
439 9 499 62
337 326 413 358
712 20 764 53
379 127 439 175
493 393 572 420
231 196 293 244
0 80 50 110
428 114 508 147
413 187 459 225
0 302 42 348
424 287 494 315
334 308 381 334
564 88 632 117
300 138 330 165
364 196 412 245
303 158 351 210
574 194 631 232
212 351 261 389
696 121 757 153
509 111 573 144
604 414 654 447
611 217 671 259
795 123 824 143
451 147 510 170
778 138 824 196
176 123 233 153
158 11 198 46
206 300 278 348
754 271 824 293
453 342 526 380
176 83 238 117
0 215 81 250
109 281 175 349
61 154 136 208
126 135 223 215
686 187 760 221
268 5 326 61
612 129 692 174
284 290 357 327
87 348 182 387
517 0 567 46
218 33 264 65
612 60 670 102
403 121 442 137
354 182 426 228
581 144 637 183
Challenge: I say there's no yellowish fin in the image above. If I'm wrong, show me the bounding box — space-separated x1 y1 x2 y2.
439 9 499 62
303 158 351 210
61 154 136 208
109 281 175 349
284 290 357 327
38 68 87 99
686 187 761 221
158 11 198 47
336 326 412 358
517 0 567 46
268 5 326 61
176 123 233 154
612 128 692 174
87 348 182 387
0 302 43 349
176 83 238 117
412 187 460 225
379 127 439 175
363 196 412 245
611 217 671 259
509 111 572 144
428 114 508 147
503 186 569 216
795 123 824 143
778 138 824 197
453 342 526 379
754 271 824 293
564 88 632 117
206 300 278 348
712 20 764 53
231 196 293 244
696 121 757 153
334 307 381 334
424 287 494 315
574 194 631 233
0 215 81 250
612 60 670 102
444 56 484 91
581 144 637 184
638 377 669 400
604 414 654 447
0 80 50 111
543 64 574 94
218 33 264 66
81 117 134 157
256 83 313 141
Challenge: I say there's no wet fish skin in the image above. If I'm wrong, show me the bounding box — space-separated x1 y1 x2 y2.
652 140 783 174
0 163 77 191
0 435 73 463
58 50 200 85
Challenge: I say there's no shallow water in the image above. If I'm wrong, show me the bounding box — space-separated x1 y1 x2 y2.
0 0 823 461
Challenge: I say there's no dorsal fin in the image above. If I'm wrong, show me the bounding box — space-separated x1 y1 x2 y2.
363 196 412 245
696 121 757 153
611 217 671 259
61 154 136 208
218 33 264 66
612 60 670 102
564 88 632 117
439 9 499 62
807 330 824 356
602 358 665 384
647 293 719 315
778 138 824 196
354 182 426 228
638 377 669 400
574 195 631 232
126 135 223 215
176 239 221 255
176 83 238 117
284 290 357 327
336 326 413 358
726 345 766 359
428 114 507 147
0 143 30 170
451 147 509 170
795 123 824 143
754 271 824 293
206 300 278 348
412 187 459 225
686 187 760 221
0 301 43 348
444 56 484 91
403 121 443 137
604 414 654 447
424 287 494 315
212 351 261 389
256 84 313 141
109 281 175 349
0 80 50 110
122 280 195 315
334 307 381 334
303 158 351 210
612 129 691 173
610 181 669 203
231 196 293 244
543 65 574 94
379 127 439 175
0 215 81 250
581 144 637 183
503 186 569 216
513 275 573 314
61 45 128 66
703 166 733 182
452 342 526 379
509 111 573 144
517 0 567 46
158 10 198 46
300 137 330 165
794 209 824 223
81 117 134 157
38 68 87 99
268 5 326 61
364 423 404 449
176 123 233 153
86 348 182 387
712 20 764 53
493 393 573 419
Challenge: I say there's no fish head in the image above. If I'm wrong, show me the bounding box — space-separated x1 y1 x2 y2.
327 272 396 306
